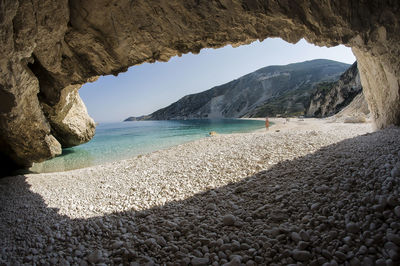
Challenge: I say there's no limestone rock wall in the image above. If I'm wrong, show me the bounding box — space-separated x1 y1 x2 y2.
353 47 400 128
306 62 362 118
1 0 399 168
335 92 370 121
41 84 96 148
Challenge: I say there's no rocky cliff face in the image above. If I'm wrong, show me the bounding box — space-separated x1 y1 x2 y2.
306 62 363 117
334 92 370 121
126 60 348 120
1 0 400 169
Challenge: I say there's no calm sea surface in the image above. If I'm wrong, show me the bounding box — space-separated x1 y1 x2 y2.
30 119 265 173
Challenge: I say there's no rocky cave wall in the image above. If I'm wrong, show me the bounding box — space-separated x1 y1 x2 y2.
0 0 399 169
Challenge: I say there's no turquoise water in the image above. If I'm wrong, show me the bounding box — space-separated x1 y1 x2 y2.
30 119 265 173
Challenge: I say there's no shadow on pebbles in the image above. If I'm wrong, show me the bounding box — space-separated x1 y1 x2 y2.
0 124 400 265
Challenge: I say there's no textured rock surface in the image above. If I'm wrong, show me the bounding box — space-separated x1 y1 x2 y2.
125 59 348 120
1 0 399 167
306 62 364 117
41 84 96 148
335 92 370 120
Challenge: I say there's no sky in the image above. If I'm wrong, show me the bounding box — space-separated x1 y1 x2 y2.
79 38 356 122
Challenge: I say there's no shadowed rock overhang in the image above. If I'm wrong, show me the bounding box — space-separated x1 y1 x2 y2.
0 0 399 169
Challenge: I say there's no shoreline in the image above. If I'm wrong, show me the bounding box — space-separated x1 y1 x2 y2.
3 118 399 265
6 119 376 212
25 118 368 176
29 119 267 174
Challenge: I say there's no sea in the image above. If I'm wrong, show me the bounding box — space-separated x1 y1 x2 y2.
30 119 266 173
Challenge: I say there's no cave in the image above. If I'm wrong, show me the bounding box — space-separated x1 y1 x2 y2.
0 0 399 169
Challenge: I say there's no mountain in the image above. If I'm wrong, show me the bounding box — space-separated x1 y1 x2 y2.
124 59 350 121
334 92 370 119
305 62 365 117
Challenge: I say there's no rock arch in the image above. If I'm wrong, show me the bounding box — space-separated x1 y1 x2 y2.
0 0 399 168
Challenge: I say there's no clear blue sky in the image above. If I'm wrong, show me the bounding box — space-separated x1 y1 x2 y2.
80 38 356 122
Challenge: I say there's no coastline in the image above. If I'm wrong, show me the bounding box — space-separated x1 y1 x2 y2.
5 118 374 215
29 118 266 174
4 118 399 264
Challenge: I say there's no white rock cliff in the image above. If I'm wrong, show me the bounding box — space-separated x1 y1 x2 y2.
0 0 399 168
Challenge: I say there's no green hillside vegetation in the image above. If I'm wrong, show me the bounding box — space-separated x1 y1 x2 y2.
125 59 350 121
305 62 362 118
246 81 336 118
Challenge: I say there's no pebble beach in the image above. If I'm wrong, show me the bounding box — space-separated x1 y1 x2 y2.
1 118 400 265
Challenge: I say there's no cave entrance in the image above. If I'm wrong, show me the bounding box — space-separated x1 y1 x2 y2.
30 38 362 173
79 38 356 123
